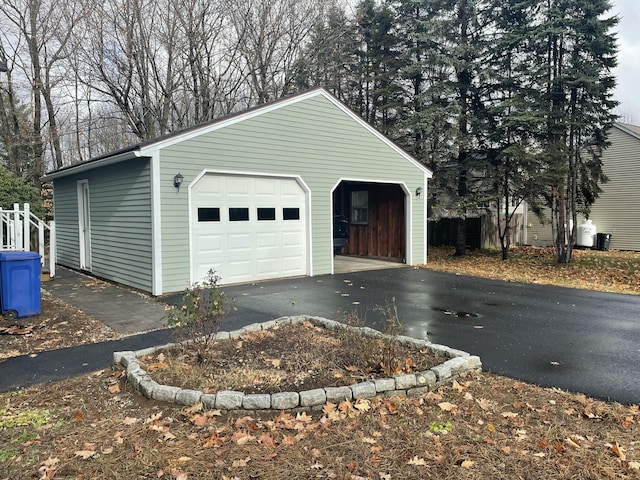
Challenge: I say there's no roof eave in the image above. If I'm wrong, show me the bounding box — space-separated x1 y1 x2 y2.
613 122 640 141
42 149 144 181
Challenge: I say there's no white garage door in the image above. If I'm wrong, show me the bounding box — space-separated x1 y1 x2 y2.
191 173 308 285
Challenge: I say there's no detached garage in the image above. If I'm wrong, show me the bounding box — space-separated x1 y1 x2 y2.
44 88 432 295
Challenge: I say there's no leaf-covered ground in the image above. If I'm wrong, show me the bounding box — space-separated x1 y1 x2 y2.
2 247 640 479
426 246 640 295
0 291 119 360
1 367 638 479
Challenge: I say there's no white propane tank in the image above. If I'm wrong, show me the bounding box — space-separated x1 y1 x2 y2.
577 219 596 248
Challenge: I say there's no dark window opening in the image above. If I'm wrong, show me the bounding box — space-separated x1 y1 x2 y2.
351 191 368 225
229 207 249 221
258 207 276 221
198 207 220 222
283 208 300 220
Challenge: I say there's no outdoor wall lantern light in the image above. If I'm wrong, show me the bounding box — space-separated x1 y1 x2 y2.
416 186 423 198
173 173 184 189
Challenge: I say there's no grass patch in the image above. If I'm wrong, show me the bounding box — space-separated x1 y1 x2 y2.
0 402 53 429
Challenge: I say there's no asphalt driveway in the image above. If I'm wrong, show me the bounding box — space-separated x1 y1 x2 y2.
2 265 639 405
217 266 640 405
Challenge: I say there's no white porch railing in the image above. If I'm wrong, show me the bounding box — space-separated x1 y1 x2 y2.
0 202 56 278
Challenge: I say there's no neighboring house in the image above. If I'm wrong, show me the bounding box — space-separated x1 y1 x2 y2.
43 88 432 295
526 122 640 250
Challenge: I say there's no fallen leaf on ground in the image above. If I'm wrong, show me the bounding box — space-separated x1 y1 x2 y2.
564 437 581 448
74 450 97 459
608 442 626 460
438 402 457 412
231 457 251 468
354 398 371 412
408 456 427 466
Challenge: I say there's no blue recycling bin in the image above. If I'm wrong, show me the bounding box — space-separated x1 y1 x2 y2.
0 251 41 320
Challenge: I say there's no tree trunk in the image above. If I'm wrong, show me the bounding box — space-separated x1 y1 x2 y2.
454 218 466 256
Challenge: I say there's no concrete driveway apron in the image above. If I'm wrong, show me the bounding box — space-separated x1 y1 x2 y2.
217 266 640 405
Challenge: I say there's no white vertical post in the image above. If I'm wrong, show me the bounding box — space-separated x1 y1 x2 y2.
13 203 21 249
49 220 56 278
23 203 31 251
0 207 4 249
38 221 44 261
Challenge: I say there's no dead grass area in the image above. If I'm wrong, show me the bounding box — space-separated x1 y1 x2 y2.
426 246 640 295
1 367 639 479
148 321 445 394
0 291 120 360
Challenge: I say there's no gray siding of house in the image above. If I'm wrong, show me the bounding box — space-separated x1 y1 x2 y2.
525 126 640 250
53 159 154 291
525 206 554 246
588 127 640 250
155 94 427 293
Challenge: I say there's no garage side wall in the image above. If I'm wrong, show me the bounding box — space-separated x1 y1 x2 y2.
156 95 427 293
53 160 154 291
53 176 81 267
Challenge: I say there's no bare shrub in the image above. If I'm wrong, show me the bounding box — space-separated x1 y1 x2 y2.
167 269 232 363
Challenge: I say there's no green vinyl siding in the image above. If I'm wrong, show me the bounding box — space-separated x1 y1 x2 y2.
155 94 427 293
53 159 153 291
53 176 80 268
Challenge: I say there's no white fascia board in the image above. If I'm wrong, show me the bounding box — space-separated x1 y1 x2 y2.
139 90 332 154
42 150 142 181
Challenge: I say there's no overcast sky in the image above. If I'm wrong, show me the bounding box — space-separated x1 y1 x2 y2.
612 0 640 123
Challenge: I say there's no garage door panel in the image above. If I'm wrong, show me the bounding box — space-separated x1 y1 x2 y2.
192 174 307 285
226 178 251 196
196 243 224 256
281 231 304 248
195 261 223 281
256 258 278 276
228 260 252 279
256 232 278 248
227 233 252 251
281 256 305 273
255 179 277 196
